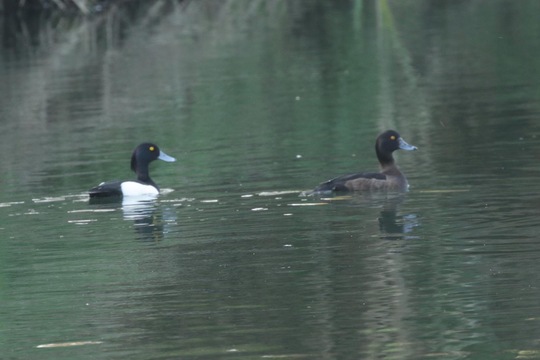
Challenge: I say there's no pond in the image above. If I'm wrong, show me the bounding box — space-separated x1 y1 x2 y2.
2 1 540 359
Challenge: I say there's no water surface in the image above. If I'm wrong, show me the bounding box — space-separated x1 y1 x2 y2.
2 1 540 359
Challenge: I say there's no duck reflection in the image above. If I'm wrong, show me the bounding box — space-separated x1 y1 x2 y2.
122 196 177 242
318 192 419 240
90 195 176 242
376 194 419 240
121 195 158 221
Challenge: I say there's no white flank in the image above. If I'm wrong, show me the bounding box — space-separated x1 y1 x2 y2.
121 181 159 196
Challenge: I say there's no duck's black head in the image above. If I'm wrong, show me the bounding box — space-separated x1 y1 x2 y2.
375 130 417 165
131 143 176 181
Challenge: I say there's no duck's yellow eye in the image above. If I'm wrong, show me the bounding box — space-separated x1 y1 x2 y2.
390 135 396 140
149 146 155 151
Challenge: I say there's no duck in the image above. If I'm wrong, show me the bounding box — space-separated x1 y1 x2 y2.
88 143 176 198
308 130 417 194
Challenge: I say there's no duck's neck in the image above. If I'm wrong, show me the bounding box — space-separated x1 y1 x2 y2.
376 146 394 167
376 148 402 175
135 166 157 188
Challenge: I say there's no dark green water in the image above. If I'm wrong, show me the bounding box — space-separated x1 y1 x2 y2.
2 1 540 359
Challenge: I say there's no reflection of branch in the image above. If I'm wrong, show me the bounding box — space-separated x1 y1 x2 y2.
50 0 67 11
377 0 431 131
72 0 91 14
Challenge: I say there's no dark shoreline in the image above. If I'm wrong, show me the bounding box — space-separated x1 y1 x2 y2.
1 0 187 51
2 0 113 15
